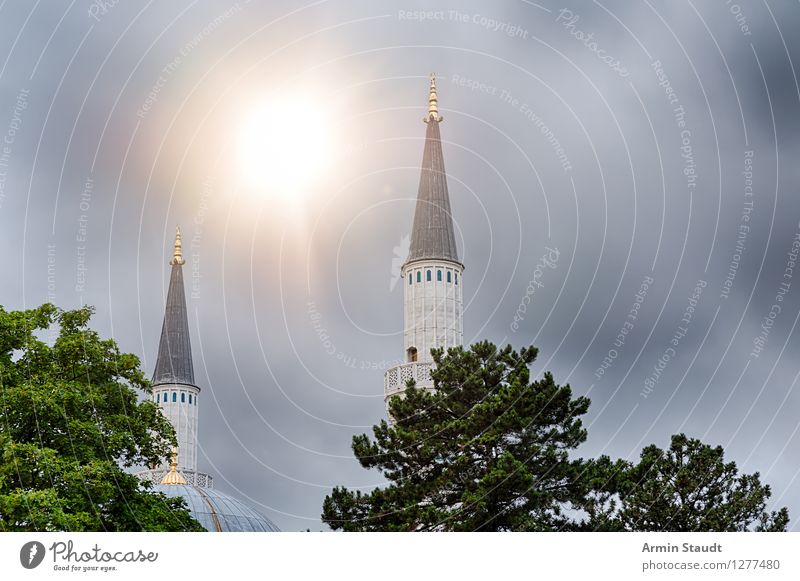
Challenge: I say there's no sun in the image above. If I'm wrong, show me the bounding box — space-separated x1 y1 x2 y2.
238 98 334 194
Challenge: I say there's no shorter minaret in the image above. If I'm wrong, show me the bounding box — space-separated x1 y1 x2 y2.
383 75 464 415
151 227 201 475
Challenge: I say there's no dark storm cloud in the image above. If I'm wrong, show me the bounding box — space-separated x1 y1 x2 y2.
3 0 800 531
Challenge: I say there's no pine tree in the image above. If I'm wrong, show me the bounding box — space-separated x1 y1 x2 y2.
323 342 791 532
583 434 789 532
322 341 593 531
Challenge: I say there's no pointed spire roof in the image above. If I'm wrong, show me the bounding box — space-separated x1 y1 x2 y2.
406 74 459 265
153 226 196 387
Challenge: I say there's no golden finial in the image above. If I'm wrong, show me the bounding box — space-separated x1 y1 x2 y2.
160 447 187 485
170 226 185 266
425 73 443 123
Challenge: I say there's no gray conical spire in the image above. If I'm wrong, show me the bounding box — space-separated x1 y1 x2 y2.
405 74 459 265
153 227 195 386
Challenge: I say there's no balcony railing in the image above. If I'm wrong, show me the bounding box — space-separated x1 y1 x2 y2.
135 468 214 489
384 361 435 399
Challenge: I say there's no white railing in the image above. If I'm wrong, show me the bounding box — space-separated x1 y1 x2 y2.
135 469 214 489
384 361 435 400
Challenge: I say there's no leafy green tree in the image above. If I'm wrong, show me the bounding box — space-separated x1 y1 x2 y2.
583 434 789 532
0 304 203 531
322 341 594 531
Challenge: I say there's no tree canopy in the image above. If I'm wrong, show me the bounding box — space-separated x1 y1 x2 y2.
323 341 789 532
323 342 594 531
583 434 788 532
0 304 203 531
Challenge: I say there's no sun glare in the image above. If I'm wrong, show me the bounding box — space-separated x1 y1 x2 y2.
238 98 334 194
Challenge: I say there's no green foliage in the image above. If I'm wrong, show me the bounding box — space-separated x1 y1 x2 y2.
0 304 204 531
322 341 790 532
322 342 593 531
582 434 789 532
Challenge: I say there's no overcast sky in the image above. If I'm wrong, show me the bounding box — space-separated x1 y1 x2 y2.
2 0 800 531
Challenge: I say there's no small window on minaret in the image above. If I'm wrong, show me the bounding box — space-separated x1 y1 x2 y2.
407 347 418 362
417 271 421 283
172 392 177 402
455 273 459 285
437 270 442 281
408 274 412 285
447 271 452 283
163 393 168 403
189 394 193 404
427 270 431 281
181 393 186 403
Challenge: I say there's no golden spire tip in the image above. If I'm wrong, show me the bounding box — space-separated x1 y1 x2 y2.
170 225 185 266
160 447 187 485
426 72 443 123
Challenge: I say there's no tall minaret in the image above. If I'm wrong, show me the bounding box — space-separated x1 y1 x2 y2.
384 74 464 413
151 227 200 474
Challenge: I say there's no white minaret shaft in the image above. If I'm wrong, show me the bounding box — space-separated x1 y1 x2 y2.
152 226 200 473
384 74 464 413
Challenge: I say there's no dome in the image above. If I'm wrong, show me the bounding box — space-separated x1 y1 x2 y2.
153 484 281 532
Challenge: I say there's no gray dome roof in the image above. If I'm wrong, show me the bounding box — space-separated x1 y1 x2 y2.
153 484 280 532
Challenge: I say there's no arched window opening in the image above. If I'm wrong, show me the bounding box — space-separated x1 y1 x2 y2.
172 392 177 402
189 394 193 404
426 270 431 281
407 346 418 363
447 271 452 283
417 271 421 283
455 273 458 285
408 273 412 285
181 393 186 403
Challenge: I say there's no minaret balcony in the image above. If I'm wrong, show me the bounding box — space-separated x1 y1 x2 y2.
136 468 213 489
384 361 435 402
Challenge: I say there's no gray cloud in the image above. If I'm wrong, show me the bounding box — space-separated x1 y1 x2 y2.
2 0 800 531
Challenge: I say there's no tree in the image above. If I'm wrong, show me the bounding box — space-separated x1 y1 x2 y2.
322 341 594 531
0 304 203 531
583 434 789 532
323 341 791 532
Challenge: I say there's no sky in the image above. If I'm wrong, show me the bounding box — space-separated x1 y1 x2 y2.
1 0 800 531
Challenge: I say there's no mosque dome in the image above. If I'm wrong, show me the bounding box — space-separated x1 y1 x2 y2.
153 482 280 532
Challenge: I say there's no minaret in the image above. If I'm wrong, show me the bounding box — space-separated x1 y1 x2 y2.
151 227 201 474
384 74 464 413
